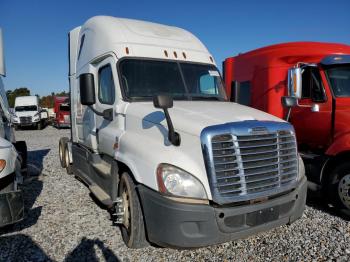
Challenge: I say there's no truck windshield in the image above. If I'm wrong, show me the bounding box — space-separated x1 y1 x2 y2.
59 104 70 111
326 65 350 97
119 59 227 101
15 105 37 111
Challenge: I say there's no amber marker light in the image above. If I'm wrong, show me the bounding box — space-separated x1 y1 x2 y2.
156 165 167 193
125 47 129 54
164 50 168 57
0 159 6 172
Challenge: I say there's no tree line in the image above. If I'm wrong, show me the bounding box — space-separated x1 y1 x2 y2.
6 87 69 108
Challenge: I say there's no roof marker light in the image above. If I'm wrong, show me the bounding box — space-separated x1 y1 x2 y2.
182 52 186 59
125 47 129 54
209 56 213 62
164 50 168 57
173 51 177 58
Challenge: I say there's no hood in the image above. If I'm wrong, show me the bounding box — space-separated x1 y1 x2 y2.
126 101 284 136
14 111 38 117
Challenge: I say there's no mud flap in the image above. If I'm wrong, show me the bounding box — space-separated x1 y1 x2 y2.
0 190 24 227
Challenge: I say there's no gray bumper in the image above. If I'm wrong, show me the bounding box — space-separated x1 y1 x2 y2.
0 190 24 227
138 177 307 248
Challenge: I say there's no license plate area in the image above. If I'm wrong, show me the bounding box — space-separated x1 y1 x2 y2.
246 206 280 226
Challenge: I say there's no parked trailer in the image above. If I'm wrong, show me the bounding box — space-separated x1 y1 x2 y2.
0 28 27 227
223 42 350 212
59 16 307 248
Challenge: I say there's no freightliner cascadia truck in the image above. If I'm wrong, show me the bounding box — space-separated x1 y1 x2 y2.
59 16 306 248
223 42 350 212
0 28 27 227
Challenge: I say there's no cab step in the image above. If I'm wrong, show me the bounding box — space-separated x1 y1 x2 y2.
89 184 113 207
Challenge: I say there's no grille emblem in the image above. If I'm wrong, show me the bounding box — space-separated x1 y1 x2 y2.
248 127 268 134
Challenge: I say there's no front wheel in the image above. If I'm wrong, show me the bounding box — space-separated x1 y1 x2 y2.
59 137 69 168
327 162 350 210
118 172 148 248
37 122 42 130
64 145 73 175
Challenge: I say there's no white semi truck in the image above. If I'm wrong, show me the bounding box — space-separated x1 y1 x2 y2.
0 28 27 227
12 95 48 130
59 16 307 248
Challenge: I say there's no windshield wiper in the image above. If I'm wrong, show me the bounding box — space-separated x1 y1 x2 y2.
190 96 221 101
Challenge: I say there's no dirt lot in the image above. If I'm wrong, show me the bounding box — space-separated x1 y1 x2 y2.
0 126 349 261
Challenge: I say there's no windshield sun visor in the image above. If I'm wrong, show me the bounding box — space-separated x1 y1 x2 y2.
321 55 350 66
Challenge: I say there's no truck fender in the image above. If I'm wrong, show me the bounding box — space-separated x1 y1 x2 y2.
326 132 350 156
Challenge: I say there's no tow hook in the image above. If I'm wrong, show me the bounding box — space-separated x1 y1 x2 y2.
111 197 124 225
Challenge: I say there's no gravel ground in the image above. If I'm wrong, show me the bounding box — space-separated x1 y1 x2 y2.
0 126 349 261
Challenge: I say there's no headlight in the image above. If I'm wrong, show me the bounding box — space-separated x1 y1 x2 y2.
297 155 305 181
157 164 207 199
13 118 19 123
33 115 39 121
0 159 6 172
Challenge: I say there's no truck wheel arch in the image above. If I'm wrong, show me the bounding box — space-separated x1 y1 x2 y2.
321 151 350 185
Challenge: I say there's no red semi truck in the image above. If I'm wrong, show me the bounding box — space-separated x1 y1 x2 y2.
223 42 350 211
54 96 70 128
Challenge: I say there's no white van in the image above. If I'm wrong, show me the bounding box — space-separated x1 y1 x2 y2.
13 95 47 129
0 28 27 227
59 16 307 248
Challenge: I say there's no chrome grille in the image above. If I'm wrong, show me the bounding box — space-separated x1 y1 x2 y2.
201 121 299 204
19 116 32 124
212 131 297 197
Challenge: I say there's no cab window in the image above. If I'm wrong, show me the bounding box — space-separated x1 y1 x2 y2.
301 67 326 102
98 65 115 105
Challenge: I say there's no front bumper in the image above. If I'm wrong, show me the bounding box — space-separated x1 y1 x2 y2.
57 122 71 127
138 177 307 248
0 190 24 227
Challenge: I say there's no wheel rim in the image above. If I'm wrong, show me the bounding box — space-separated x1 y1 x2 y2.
338 174 350 209
121 182 131 234
65 148 70 167
59 144 63 163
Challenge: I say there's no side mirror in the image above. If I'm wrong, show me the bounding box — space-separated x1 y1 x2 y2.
281 96 298 108
79 73 95 105
0 28 6 77
153 95 173 109
287 67 302 99
153 95 180 146
2 115 7 123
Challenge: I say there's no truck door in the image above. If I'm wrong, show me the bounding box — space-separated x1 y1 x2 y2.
290 66 332 150
94 57 121 156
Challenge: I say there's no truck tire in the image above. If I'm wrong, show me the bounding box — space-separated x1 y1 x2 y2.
118 172 148 248
59 137 69 168
64 145 73 175
327 162 350 211
37 122 42 130
14 141 27 170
